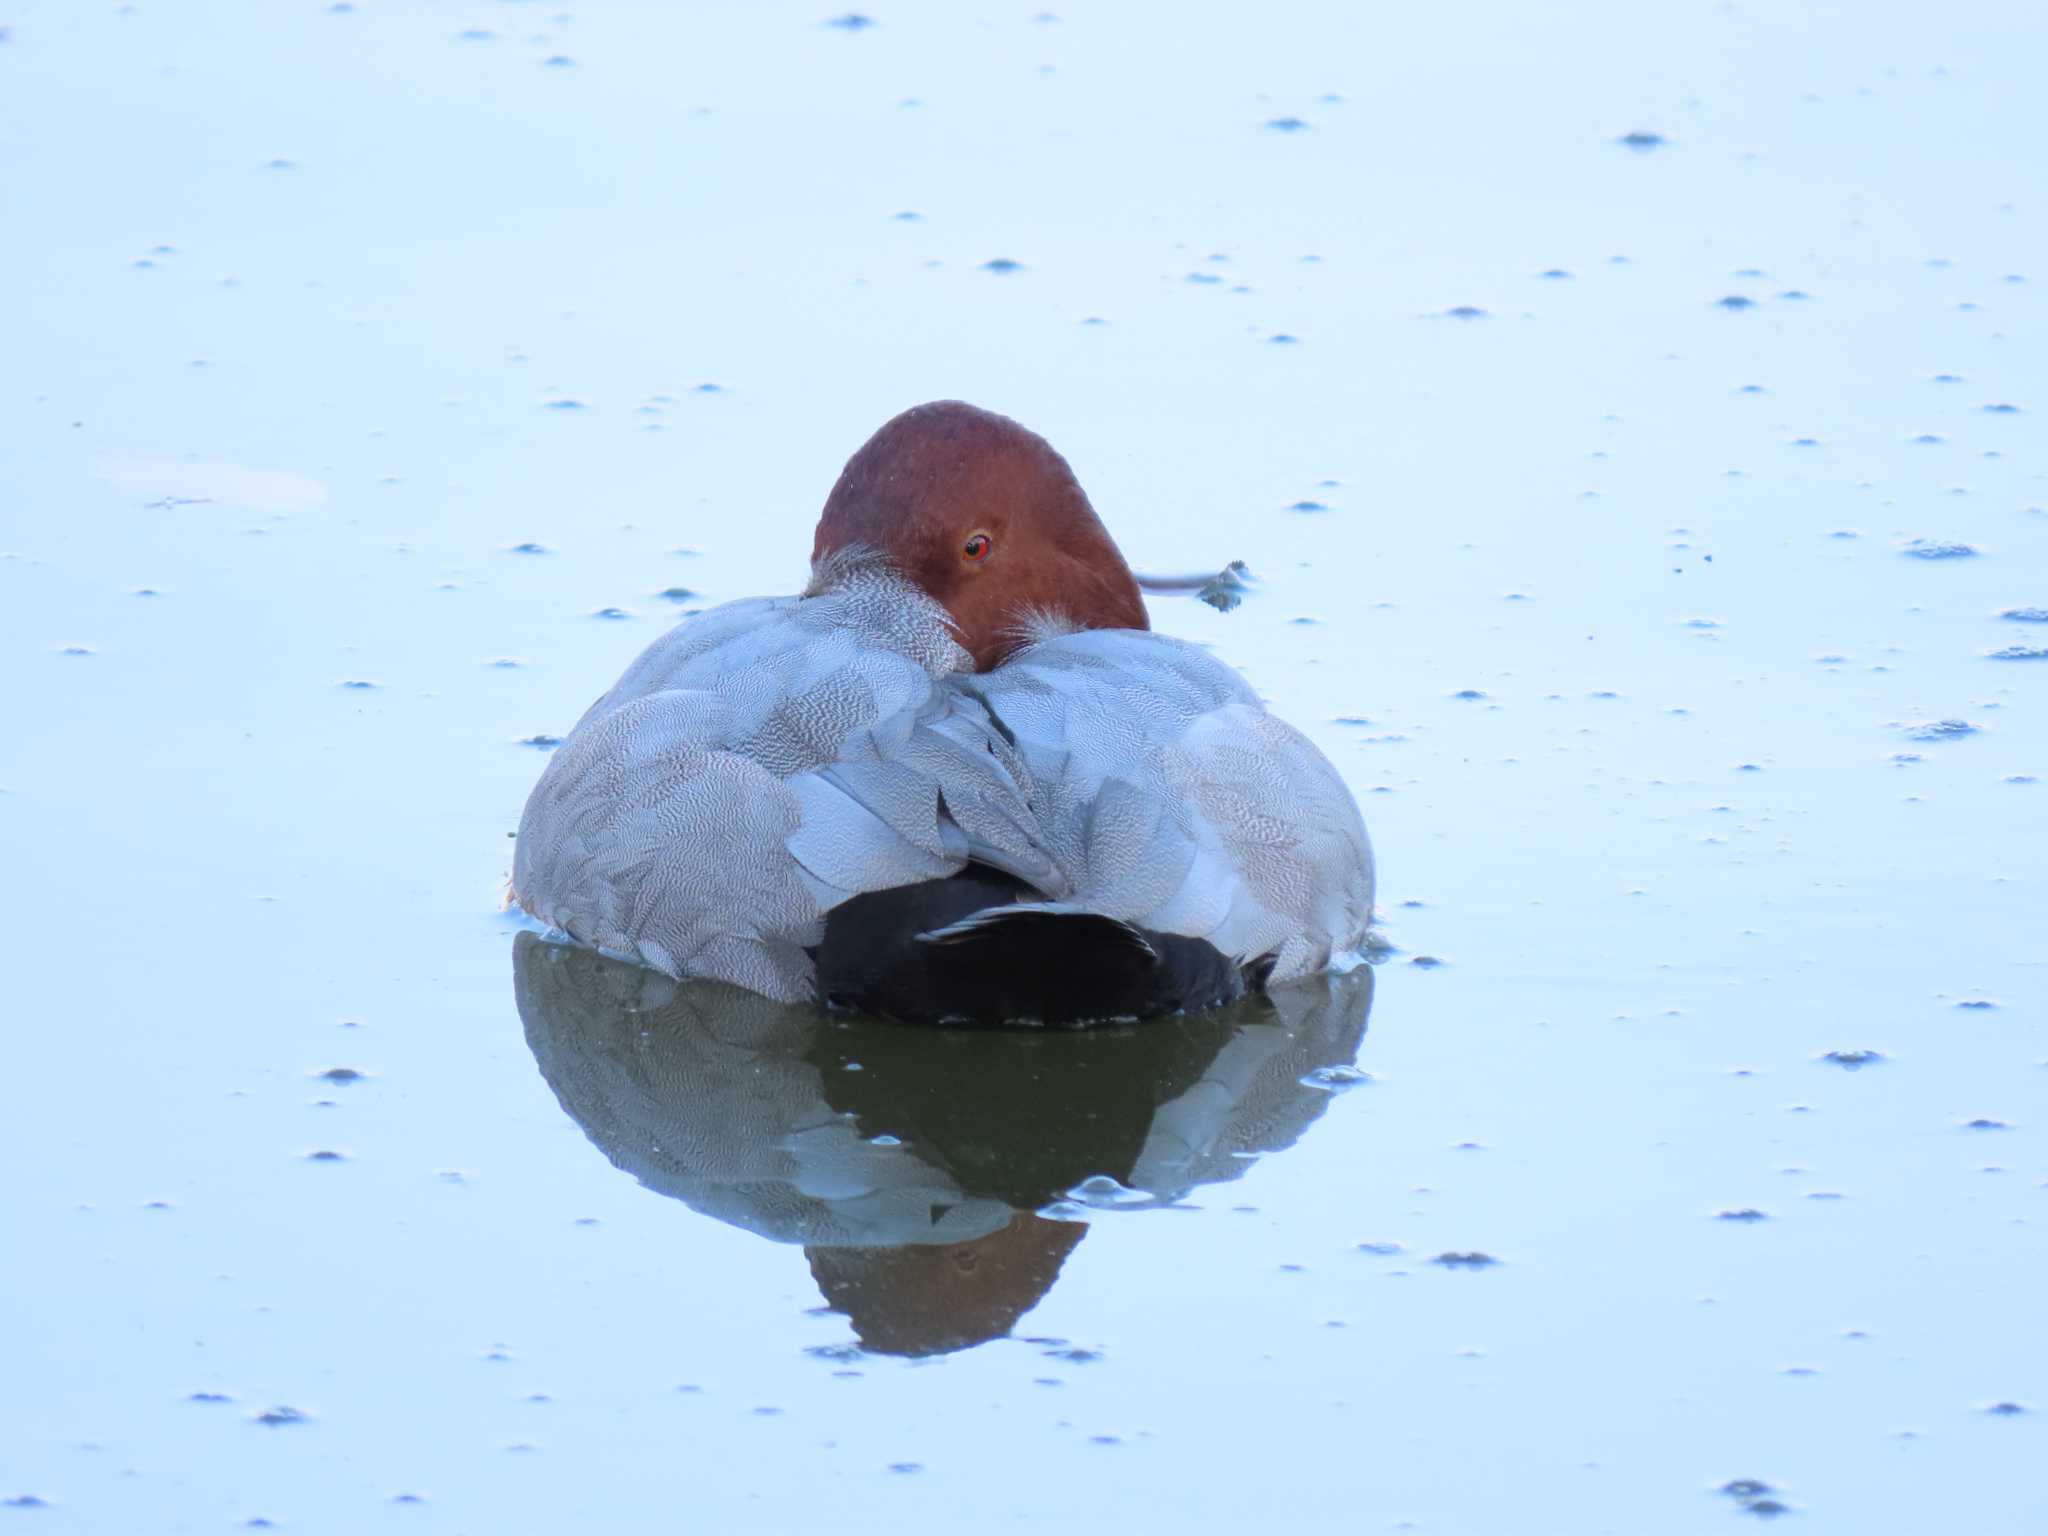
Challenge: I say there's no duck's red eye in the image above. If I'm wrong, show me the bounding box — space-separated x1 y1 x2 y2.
963 532 993 563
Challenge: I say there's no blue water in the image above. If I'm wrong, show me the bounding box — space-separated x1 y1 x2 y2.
3 1 2043 1530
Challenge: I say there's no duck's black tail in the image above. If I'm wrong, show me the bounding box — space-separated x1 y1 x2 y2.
812 868 1243 1027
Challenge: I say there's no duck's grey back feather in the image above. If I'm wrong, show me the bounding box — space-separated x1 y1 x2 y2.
513 558 1056 1001
959 628 1374 982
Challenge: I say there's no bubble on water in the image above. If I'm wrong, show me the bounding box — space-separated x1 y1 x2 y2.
1300 1064 1372 1091
1777 290 1811 301
888 1462 924 1474
305 1149 347 1162
1451 688 1486 700
1821 1049 1885 1069
1742 1500 1793 1519
826 13 877 29
1899 719 1978 741
1715 1208 1769 1222
316 1067 366 1083
337 679 379 690
981 257 1024 274
60 645 94 656
1913 433 1945 445
1981 402 2021 413
1899 539 1977 559
1987 644 2048 660
519 734 563 750
543 54 574 67
1431 1252 1499 1269
1963 1117 2008 1130
1439 305 1487 320
1790 437 1821 447
1617 130 1667 150
1044 1346 1103 1362
591 607 634 620
544 398 587 411
457 27 495 41
1356 1241 1403 1256
1999 607 2048 622
1715 295 1757 310
1266 116 1310 132
654 587 699 603
1409 955 1445 969
253 1406 309 1427
1288 499 1328 513
187 1390 234 1403
1984 1401 2030 1415
1685 617 1722 630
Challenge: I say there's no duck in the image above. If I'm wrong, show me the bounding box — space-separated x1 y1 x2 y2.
512 400 1374 1025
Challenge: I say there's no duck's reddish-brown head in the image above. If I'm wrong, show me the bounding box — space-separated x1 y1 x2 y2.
811 400 1148 670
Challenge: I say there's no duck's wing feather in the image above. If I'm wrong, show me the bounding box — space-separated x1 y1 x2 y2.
960 629 1374 981
514 571 1059 1000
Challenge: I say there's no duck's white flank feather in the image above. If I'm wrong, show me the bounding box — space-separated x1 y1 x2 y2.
957 628 1375 982
513 555 1055 1001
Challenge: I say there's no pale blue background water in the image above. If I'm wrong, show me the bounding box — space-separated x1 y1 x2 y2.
3 1 2044 1531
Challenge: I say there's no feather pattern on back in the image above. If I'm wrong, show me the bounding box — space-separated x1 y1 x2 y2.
513 552 1058 1001
956 628 1375 982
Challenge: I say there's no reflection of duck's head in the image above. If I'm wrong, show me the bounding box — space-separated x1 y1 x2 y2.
514 932 1373 1352
806 1212 1087 1358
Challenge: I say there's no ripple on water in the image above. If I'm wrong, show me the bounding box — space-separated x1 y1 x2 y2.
1899 719 1978 742
1431 1251 1499 1269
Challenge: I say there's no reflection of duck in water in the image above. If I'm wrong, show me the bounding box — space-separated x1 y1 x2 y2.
514 933 1374 1356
